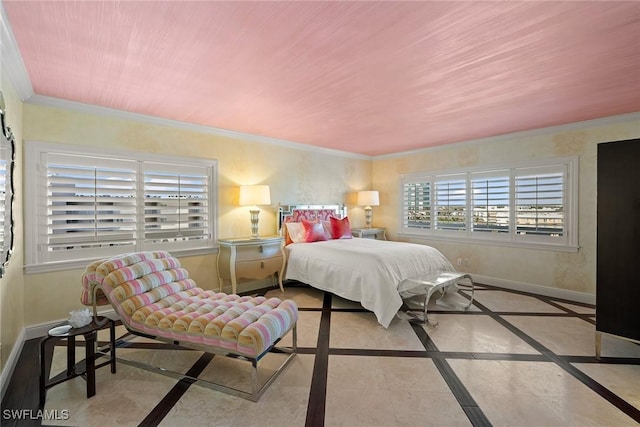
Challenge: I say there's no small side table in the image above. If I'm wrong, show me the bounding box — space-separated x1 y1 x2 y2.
40 316 116 407
352 227 387 240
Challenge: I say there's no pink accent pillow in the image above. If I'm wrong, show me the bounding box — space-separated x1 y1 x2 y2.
322 220 333 239
302 220 329 242
330 216 353 239
285 222 306 244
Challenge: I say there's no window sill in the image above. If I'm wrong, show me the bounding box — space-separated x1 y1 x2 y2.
24 247 219 275
396 232 579 253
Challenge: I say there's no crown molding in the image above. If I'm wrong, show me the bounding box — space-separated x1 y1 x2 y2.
22 92 640 162
374 112 640 160
0 3 33 101
27 94 371 160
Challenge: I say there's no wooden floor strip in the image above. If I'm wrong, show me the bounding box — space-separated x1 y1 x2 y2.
137 352 215 427
304 292 332 427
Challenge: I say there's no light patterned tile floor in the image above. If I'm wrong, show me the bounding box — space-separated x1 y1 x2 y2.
8 283 640 426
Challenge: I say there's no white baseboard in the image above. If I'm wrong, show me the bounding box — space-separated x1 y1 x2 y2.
472 274 595 305
24 308 118 340
0 328 25 402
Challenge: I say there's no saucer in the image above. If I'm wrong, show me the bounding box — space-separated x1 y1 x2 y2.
49 325 72 336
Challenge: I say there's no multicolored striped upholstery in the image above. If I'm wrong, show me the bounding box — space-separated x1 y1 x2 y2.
80 258 110 306
82 251 298 358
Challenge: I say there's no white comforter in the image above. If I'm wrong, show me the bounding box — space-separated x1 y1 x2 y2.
284 238 455 328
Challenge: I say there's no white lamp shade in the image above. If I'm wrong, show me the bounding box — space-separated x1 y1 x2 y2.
357 190 379 207
239 185 271 206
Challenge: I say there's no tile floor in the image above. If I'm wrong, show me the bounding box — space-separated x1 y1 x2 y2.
4 283 640 426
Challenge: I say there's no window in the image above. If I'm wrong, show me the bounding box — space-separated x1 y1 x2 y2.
403 181 431 230
143 163 211 250
471 171 510 235
25 142 217 272
514 166 564 239
400 157 578 251
434 175 466 232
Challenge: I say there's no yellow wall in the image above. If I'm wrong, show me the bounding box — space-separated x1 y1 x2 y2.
21 103 372 326
372 117 640 295
0 75 24 374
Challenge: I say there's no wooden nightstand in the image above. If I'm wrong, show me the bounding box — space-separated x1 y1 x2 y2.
351 227 387 240
217 236 285 294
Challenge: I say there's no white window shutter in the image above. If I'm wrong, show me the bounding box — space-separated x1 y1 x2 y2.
142 162 212 250
514 165 565 239
434 174 466 232
45 153 137 262
399 157 577 251
402 180 431 230
471 170 510 235
25 142 218 271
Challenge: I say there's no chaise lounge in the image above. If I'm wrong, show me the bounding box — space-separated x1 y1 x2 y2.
82 250 298 401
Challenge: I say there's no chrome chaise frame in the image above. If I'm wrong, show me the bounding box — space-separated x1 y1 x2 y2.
91 283 298 402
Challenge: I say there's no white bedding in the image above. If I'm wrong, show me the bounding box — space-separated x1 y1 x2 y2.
284 238 455 328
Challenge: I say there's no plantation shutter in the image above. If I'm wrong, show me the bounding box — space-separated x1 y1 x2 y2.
45 153 137 262
471 170 510 235
434 174 466 231
403 180 431 230
143 162 211 249
515 165 565 238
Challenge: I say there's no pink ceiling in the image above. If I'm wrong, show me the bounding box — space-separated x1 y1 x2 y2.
4 1 640 156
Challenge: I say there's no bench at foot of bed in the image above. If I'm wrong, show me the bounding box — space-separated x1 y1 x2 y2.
82 251 298 401
397 271 474 325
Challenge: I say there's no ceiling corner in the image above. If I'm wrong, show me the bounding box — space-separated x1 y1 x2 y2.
1 3 33 101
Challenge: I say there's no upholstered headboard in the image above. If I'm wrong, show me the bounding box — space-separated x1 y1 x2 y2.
277 204 347 236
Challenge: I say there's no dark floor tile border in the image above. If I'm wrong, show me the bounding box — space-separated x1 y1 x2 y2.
469 352 547 362
535 299 597 326
138 352 215 427
328 307 369 312
329 348 429 358
564 355 640 365
477 283 596 309
546 351 640 423
305 292 332 427
409 322 493 427
436 310 593 318
472 298 640 423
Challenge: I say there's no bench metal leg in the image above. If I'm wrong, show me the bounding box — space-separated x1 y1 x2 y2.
398 272 475 326
116 324 298 402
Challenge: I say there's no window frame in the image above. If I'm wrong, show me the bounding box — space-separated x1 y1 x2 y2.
25 141 218 273
399 156 579 252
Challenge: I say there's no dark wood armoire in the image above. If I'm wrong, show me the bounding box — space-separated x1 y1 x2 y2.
596 138 640 357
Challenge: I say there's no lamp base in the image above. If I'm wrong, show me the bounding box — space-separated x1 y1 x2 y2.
249 210 260 239
365 206 373 229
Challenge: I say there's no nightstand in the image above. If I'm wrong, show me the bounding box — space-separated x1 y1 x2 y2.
217 236 285 294
351 227 387 240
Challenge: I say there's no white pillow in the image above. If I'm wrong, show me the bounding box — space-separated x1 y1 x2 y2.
285 222 306 243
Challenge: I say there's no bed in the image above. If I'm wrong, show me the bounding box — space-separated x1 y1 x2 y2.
278 204 457 328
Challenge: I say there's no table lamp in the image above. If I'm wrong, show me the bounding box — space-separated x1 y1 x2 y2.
357 190 379 228
239 185 271 239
